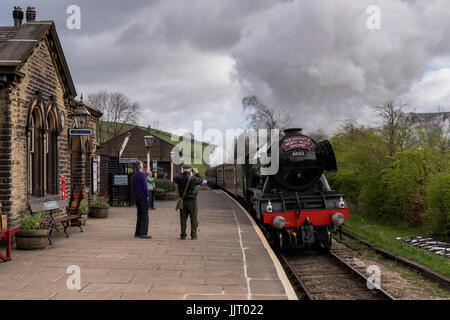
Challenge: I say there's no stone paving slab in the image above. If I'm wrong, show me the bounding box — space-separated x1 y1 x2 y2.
0 190 296 300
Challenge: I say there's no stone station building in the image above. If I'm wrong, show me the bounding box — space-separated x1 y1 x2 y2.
0 7 101 228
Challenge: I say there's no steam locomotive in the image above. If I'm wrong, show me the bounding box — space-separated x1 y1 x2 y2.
205 128 349 250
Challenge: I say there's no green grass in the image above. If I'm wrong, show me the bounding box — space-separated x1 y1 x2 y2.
343 210 450 278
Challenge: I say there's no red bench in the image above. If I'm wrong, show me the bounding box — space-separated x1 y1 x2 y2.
0 228 18 262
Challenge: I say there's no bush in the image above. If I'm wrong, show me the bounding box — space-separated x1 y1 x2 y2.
378 150 438 224
155 179 177 193
425 172 450 241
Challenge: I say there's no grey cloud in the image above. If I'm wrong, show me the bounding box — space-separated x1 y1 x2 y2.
1 0 449 136
231 0 450 133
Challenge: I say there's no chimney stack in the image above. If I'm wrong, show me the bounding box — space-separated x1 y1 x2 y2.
13 7 24 27
26 7 36 22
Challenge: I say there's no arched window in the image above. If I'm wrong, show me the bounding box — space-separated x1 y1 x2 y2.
30 107 44 197
27 95 60 198
46 111 58 195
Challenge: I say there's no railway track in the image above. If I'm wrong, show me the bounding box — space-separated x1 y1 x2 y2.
336 229 450 291
280 248 395 300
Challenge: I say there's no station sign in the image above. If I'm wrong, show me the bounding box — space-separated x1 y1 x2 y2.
119 158 138 164
44 201 59 210
70 129 92 136
114 175 128 186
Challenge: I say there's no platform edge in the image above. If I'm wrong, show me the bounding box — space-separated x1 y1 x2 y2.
220 190 298 300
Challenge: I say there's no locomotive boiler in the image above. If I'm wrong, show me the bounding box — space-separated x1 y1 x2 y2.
206 128 349 250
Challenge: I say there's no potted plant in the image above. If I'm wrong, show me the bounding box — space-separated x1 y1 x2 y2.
15 212 51 250
89 192 110 218
79 200 89 225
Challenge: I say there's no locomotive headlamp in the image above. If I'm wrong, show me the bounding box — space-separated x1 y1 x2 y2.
273 216 286 229
266 200 273 213
332 212 345 226
339 196 346 208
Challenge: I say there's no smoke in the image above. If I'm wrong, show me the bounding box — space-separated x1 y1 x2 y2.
231 0 450 133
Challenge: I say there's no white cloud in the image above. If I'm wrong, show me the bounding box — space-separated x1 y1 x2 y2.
404 68 450 112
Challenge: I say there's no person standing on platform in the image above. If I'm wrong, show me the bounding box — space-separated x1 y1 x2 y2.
174 164 202 240
132 161 151 239
146 171 157 210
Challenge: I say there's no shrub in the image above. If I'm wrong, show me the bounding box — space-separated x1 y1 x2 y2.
424 172 450 241
21 212 50 231
378 150 438 224
155 179 177 193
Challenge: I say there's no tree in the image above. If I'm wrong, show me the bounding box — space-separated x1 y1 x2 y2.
87 91 140 142
375 100 414 158
242 95 291 131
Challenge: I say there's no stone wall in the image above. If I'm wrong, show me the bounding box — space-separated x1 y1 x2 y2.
0 86 14 225
0 37 103 228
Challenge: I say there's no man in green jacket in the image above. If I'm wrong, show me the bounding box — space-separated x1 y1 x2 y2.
146 171 157 210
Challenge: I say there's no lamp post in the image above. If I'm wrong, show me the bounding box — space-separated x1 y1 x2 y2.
144 135 154 173
170 150 175 181
69 97 92 199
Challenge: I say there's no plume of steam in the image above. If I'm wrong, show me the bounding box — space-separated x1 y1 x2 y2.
232 0 450 133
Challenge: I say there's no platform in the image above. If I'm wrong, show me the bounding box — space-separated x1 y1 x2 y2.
0 190 296 300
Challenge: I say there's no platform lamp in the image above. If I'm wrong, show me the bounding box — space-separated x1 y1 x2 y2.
72 95 91 129
144 135 155 173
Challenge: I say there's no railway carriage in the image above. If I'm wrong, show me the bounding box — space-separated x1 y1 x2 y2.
206 128 349 250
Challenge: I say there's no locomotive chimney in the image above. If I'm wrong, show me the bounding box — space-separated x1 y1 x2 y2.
13 7 24 27
283 128 303 136
26 7 36 22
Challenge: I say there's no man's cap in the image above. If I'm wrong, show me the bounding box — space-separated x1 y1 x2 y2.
182 164 192 170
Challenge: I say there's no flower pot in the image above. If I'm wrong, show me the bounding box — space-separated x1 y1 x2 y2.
89 207 109 218
15 229 49 250
81 214 88 225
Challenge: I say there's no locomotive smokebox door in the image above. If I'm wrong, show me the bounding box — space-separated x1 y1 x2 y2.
301 223 314 244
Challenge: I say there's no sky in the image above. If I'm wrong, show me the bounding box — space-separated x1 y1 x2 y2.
1 0 450 142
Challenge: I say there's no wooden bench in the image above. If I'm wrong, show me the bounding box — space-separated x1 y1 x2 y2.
28 188 84 245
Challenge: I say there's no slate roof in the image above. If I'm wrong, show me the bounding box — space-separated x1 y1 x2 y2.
0 21 76 97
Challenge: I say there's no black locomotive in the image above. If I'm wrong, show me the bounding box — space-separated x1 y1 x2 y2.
205 128 348 250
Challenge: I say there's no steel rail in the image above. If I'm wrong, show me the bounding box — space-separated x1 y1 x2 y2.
329 251 395 300
337 229 450 291
280 251 395 300
279 254 314 300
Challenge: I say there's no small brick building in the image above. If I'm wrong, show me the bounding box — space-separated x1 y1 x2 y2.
0 7 101 228
99 127 182 190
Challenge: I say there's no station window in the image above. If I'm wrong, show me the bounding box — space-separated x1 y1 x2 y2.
28 97 59 197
